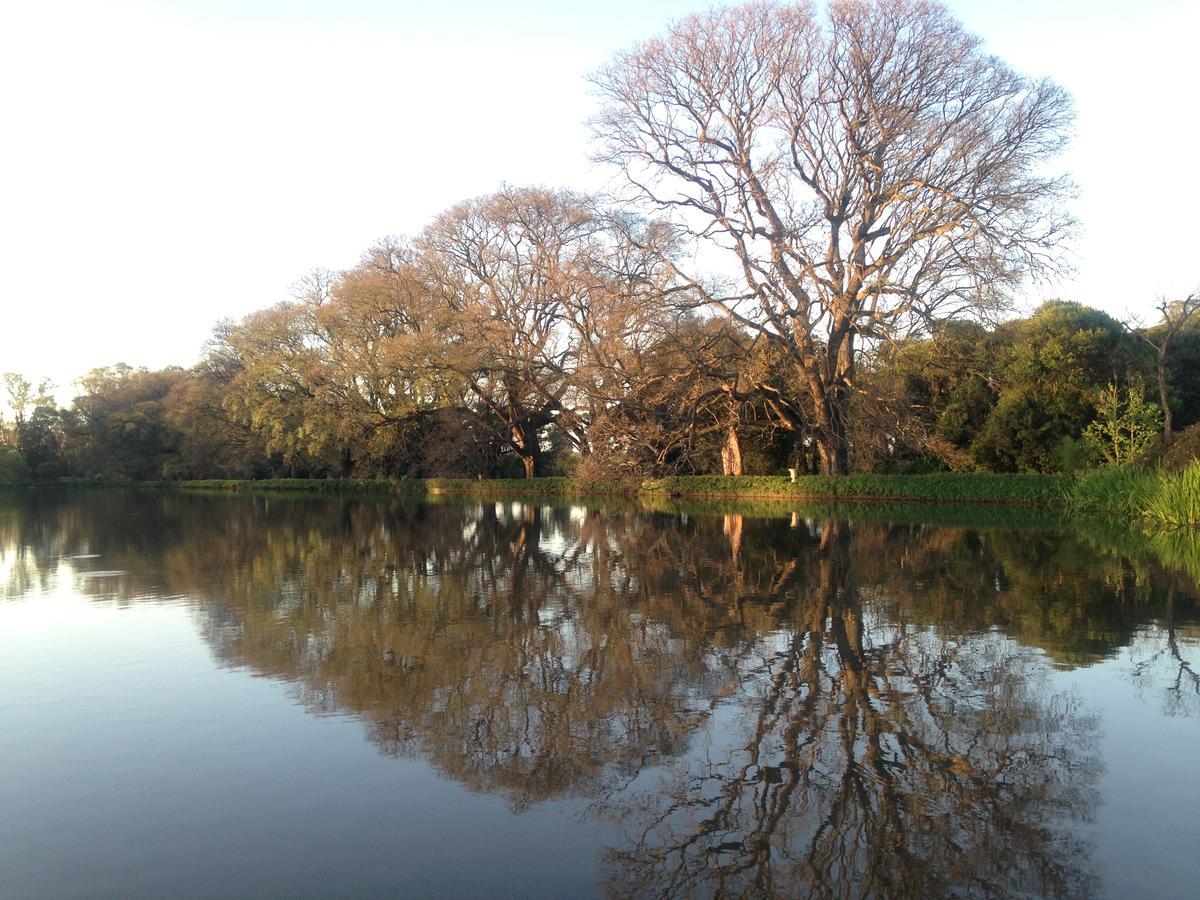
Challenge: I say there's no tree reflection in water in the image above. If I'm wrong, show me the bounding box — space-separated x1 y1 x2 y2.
5 491 1200 896
602 522 1099 898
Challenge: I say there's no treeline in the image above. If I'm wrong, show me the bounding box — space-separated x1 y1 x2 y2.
2 286 1198 484
2 1 1198 484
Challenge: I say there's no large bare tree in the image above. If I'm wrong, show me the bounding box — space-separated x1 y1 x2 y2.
591 0 1074 473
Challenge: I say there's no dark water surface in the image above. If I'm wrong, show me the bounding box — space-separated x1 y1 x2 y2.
2 489 1198 899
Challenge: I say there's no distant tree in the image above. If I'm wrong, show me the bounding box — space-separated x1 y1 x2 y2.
162 334 271 480
579 317 756 476
219 284 346 475
856 321 999 471
2 373 62 479
69 366 186 480
592 0 1074 474
2 373 52 429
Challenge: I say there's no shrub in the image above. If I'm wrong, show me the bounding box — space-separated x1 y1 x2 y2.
1083 380 1162 466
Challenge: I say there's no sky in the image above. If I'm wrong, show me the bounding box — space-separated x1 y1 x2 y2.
1 0 1197 399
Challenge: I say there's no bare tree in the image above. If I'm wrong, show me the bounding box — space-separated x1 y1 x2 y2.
418 187 603 477
419 187 679 478
591 0 1074 473
1134 291 1200 439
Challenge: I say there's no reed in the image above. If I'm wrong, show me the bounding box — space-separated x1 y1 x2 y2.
1143 461 1200 529
1065 466 1159 519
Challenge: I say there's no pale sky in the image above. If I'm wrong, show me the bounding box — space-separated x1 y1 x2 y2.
1 0 1197 399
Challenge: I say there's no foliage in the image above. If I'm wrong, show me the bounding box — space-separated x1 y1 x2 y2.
68 365 187 481
0 446 28 484
1145 422 1200 473
854 303 1153 474
971 302 1143 471
1051 436 1101 474
3 291 1193 488
1069 462 1200 531
1083 380 1163 466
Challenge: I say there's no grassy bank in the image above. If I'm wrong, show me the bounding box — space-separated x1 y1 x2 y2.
646 473 1071 504
175 472 1074 506
48 465 1200 527
175 476 635 497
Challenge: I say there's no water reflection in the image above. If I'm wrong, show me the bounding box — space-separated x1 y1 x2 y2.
603 524 1100 897
3 489 1199 897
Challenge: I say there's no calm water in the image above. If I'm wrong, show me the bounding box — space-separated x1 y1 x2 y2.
1 490 1198 899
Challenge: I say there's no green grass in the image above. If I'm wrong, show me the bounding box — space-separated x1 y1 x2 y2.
646 473 1073 504
174 476 639 497
173 472 1073 506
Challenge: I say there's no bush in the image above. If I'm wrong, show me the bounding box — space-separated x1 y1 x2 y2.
1068 462 1200 530
0 446 28 484
1050 436 1100 474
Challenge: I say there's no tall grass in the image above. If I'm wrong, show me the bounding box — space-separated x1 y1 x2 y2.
1066 466 1160 519
1069 461 1200 530
1143 461 1200 529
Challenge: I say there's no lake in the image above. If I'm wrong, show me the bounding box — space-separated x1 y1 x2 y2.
1 489 1198 898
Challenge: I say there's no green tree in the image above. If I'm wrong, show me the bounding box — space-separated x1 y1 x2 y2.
1084 379 1163 466
971 302 1143 471
68 366 187 480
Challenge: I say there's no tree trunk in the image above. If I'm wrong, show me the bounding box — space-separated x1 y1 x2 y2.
803 365 851 476
720 425 743 476
1158 349 1173 439
815 419 850 476
511 423 541 479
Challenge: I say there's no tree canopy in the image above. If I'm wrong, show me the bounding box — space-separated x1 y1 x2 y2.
1 3 1196 483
